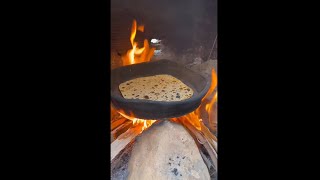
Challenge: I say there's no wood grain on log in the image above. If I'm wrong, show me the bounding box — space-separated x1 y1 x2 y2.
111 118 130 131
200 122 218 152
111 125 142 161
111 120 133 143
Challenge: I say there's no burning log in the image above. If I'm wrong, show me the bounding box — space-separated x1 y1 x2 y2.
111 118 127 131
111 120 133 143
200 122 218 152
111 125 143 161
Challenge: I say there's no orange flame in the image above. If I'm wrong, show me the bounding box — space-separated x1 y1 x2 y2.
204 69 218 102
117 110 156 133
122 19 155 66
113 19 217 135
171 69 218 131
116 19 157 131
115 63 217 133
205 69 218 126
171 110 201 130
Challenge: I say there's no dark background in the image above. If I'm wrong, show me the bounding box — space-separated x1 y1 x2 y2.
5 0 319 180
111 0 217 55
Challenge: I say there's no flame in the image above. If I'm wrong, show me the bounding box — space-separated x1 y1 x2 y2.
205 69 218 111
171 69 218 131
204 69 218 127
171 110 202 130
122 19 155 66
117 110 156 133
112 19 218 135
114 67 217 133
206 91 217 111
114 19 157 133
204 69 218 102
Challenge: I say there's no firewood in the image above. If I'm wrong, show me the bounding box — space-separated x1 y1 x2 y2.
111 120 133 143
200 150 216 178
179 120 217 170
111 125 142 161
111 118 128 131
200 122 218 152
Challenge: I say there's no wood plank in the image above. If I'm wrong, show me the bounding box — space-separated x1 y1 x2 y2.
111 125 142 161
200 121 218 152
111 121 133 143
181 120 217 170
111 118 128 131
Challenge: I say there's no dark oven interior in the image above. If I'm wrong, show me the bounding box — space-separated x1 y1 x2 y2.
111 0 217 70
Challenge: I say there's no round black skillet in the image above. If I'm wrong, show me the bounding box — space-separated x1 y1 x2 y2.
111 59 211 119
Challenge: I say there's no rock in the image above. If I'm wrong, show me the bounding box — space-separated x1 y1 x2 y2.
128 120 210 180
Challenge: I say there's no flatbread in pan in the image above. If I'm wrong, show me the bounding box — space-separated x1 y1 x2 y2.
119 74 194 102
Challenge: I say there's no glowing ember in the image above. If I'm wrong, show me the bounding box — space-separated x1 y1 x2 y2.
121 19 155 66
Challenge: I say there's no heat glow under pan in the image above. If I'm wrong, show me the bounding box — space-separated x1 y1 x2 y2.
111 59 211 119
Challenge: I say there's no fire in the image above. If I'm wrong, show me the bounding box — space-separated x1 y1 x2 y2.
171 110 201 130
172 69 218 131
115 19 157 132
121 19 155 66
113 19 217 135
117 110 156 133
205 69 218 111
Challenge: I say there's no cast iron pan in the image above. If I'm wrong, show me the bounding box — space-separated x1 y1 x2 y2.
111 59 211 119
